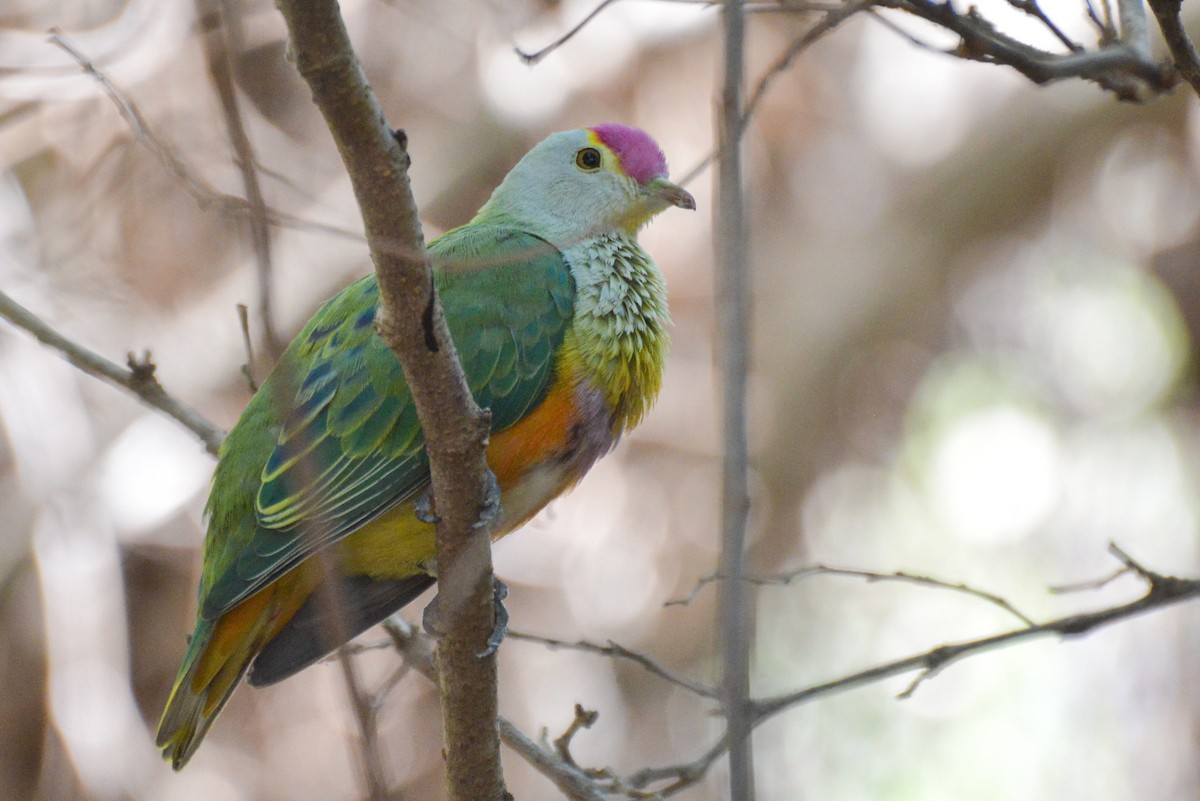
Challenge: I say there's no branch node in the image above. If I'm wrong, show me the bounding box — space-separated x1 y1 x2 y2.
126 350 159 385
553 704 600 768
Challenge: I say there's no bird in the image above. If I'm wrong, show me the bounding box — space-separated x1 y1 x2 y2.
155 124 695 769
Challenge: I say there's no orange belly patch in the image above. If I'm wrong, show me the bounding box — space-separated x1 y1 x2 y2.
487 380 579 490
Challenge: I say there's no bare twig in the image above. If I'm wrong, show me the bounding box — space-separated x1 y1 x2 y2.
742 0 878 125
383 620 608 801
0 288 223 455
648 544 1200 796
748 564 1036 626
507 631 719 698
46 30 370 246
47 30 240 215
671 0 874 190
197 0 284 357
274 5 504 801
753 545 1200 720
1146 0 1200 97
515 0 621 64
623 736 728 797
882 0 1173 99
235 303 259 392
1117 0 1152 61
716 2 755 800
553 704 600 768
335 645 393 800
1005 0 1080 52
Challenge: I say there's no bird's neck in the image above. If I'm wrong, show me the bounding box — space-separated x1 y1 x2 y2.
561 233 670 432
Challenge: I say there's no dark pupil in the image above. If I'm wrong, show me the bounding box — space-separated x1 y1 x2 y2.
581 149 600 168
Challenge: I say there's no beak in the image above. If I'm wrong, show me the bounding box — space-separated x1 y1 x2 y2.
648 176 696 211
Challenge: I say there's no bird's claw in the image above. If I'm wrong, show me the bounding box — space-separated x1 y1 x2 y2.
415 488 440 524
478 577 508 658
420 576 508 658
474 469 502 531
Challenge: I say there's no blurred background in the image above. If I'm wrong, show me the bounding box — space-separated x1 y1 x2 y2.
3 0 1200 798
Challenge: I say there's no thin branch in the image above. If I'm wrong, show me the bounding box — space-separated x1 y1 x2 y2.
47 30 239 216
1049 566 1134 593
274 5 504 801
753 545 1200 721
716 2 755 801
1146 0 1200 97
552 704 600 768
665 571 721 607
507 631 719 698
1117 0 1152 61
670 562 1034 624
235 303 259 392
623 736 728 797
742 0 879 126
0 288 224 455
335 645 392 800
629 546 1200 797
46 30 370 247
1004 0 1080 52
383 620 608 801
197 0 284 357
515 0 622 64
882 0 1173 99
673 0 876 192
749 564 1037 626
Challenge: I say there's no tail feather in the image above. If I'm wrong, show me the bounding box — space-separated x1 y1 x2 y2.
249 573 434 687
156 585 282 770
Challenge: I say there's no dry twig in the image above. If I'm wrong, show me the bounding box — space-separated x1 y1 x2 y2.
197 0 284 357
0 289 224 455
508 631 718 698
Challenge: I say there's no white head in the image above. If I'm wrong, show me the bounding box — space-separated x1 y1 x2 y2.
474 124 695 249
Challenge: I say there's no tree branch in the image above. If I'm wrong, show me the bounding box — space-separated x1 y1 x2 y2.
717 2 755 800
883 0 1174 99
273 3 504 801
47 30 368 246
384 620 607 801
628 546 1200 797
0 288 224 455
196 0 284 358
507 631 719 698
754 544 1200 719
1146 0 1200 97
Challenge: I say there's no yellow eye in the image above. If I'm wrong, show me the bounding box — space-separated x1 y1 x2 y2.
576 147 602 171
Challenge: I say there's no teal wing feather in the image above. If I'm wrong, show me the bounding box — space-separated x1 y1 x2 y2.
199 228 574 617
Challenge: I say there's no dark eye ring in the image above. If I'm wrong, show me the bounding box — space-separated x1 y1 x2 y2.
576 147 602 171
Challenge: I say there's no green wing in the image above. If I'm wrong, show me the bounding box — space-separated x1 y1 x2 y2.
199 227 574 617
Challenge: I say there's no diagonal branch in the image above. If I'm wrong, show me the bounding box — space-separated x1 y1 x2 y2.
384 620 607 801
273 4 504 801
1145 0 1200 97
0 288 224 455
47 31 368 246
753 545 1200 721
632 546 1200 798
507 631 719 698
883 0 1173 98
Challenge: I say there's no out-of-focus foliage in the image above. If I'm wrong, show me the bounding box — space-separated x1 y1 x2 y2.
2 1 1200 799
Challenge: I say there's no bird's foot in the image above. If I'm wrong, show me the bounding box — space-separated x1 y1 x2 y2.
414 488 440 524
419 576 509 658
479 577 509 658
475 469 502 531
